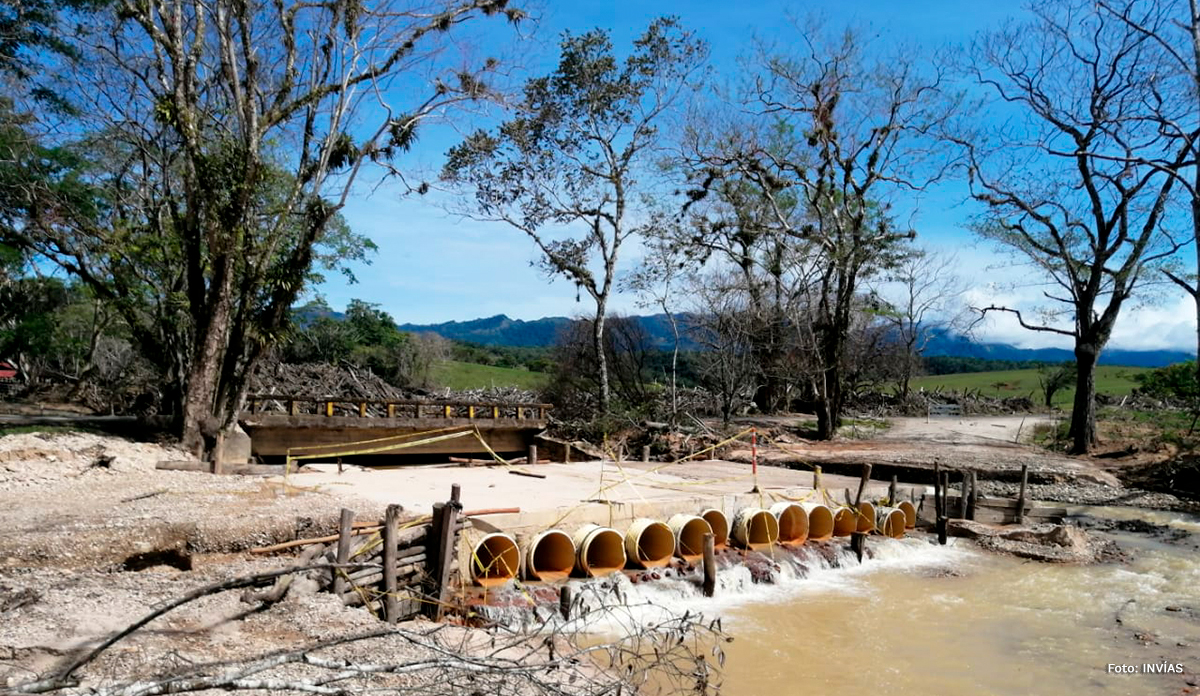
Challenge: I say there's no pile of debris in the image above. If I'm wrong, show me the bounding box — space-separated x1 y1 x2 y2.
849 388 1036 417
250 362 542 405
250 361 415 401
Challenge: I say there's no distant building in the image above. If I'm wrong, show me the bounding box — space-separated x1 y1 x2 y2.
0 360 20 394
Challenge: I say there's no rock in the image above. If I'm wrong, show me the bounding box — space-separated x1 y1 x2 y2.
951 520 1112 563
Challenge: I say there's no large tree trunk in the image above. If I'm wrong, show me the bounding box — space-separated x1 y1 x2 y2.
593 303 610 414
1068 343 1099 454
815 331 844 440
180 257 237 459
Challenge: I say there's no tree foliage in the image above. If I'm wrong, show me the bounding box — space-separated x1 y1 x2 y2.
10 0 520 458
443 17 706 413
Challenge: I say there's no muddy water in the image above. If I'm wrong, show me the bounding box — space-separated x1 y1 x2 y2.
617 506 1199 695
717 510 1198 696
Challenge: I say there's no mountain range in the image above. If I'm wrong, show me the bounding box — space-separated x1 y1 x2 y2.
399 313 1193 368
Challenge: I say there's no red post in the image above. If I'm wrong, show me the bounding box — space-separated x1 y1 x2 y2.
750 427 760 494
751 427 758 478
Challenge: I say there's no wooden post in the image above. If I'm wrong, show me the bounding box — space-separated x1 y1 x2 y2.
527 444 538 466
564 445 571 464
426 485 461 620
967 471 978 521
851 464 872 561
1016 463 1029 524
937 472 949 545
288 399 297 416
358 401 367 417
958 471 969 519
888 475 898 505
387 403 396 418
813 465 822 491
702 532 716 598
333 508 355 595
383 504 400 623
559 585 572 620
642 445 650 463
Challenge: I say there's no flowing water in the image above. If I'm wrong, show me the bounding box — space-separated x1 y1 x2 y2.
605 506 1200 696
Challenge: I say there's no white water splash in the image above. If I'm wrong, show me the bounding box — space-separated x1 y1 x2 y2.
475 537 977 634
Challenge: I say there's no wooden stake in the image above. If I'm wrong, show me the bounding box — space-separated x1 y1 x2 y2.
888 475 898 505
851 464 872 561
642 445 650 463
527 444 538 466
813 465 822 491
427 485 461 620
559 585 572 620
1016 463 1029 525
702 532 716 598
383 504 399 623
333 508 355 595
958 471 969 519
937 472 949 545
967 471 978 521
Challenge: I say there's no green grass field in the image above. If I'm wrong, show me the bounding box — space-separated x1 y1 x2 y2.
908 365 1148 406
430 360 550 391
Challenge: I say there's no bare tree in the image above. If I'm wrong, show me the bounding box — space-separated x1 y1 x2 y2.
876 248 969 398
627 234 688 423
687 273 759 423
14 0 523 460
442 18 707 414
958 0 1190 453
681 24 953 438
1094 0 1200 388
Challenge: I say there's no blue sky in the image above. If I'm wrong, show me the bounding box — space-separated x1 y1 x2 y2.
319 1 1199 354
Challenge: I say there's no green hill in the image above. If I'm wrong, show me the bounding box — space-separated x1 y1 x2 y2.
909 366 1147 406
430 360 549 391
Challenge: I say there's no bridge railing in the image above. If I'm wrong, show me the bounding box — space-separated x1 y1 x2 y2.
243 395 552 421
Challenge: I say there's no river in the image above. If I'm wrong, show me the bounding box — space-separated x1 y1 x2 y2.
621 506 1199 695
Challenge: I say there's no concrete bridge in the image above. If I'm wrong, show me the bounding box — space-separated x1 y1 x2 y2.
239 395 552 462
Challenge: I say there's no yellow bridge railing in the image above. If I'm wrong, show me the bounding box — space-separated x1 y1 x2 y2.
243 394 551 422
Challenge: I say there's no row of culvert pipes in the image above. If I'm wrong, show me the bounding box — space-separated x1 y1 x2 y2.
469 499 917 586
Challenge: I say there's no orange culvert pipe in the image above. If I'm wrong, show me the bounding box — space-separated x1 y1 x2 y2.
700 508 729 547
522 530 575 582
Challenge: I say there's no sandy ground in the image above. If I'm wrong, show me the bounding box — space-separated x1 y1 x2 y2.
299 457 878 515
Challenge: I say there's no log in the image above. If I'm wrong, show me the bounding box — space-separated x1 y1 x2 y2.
508 469 546 480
